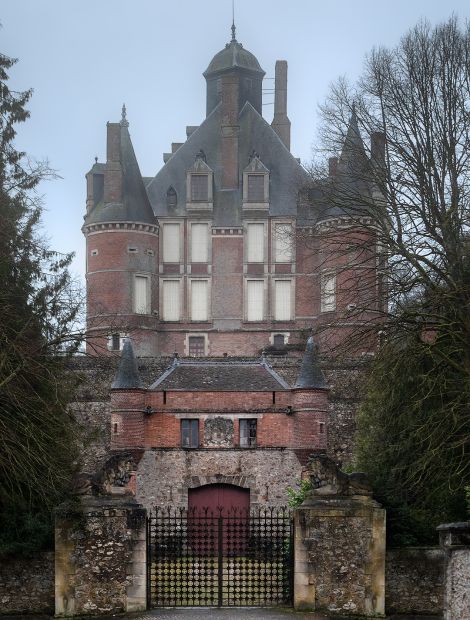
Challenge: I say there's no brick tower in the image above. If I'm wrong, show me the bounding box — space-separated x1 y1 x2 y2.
83 106 159 355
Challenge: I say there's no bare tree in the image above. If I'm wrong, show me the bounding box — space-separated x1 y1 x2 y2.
304 17 470 376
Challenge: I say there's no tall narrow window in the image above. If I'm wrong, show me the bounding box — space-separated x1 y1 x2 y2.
162 280 180 321
274 280 292 320
240 419 257 447
247 175 265 202
246 223 264 262
321 273 336 312
191 280 208 321
134 275 149 314
191 175 209 202
162 223 180 263
191 223 209 262
181 419 199 448
110 333 121 351
274 223 293 262
246 280 264 321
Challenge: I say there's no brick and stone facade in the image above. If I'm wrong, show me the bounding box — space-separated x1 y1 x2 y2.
82 30 382 360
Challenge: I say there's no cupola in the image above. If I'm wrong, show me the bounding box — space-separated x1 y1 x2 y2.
204 25 265 116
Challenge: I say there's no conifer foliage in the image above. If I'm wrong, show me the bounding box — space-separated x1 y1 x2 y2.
0 52 79 555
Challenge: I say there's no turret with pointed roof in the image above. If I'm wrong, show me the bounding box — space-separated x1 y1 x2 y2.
294 336 327 390
112 339 143 390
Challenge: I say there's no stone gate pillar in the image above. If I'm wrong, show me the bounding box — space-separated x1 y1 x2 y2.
437 521 470 620
55 496 147 616
293 455 385 616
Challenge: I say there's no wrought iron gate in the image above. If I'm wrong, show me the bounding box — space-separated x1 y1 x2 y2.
147 507 293 607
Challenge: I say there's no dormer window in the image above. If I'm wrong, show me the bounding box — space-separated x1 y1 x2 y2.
247 174 264 202
191 175 209 202
243 156 269 209
186 153 213 210
166 186 177 209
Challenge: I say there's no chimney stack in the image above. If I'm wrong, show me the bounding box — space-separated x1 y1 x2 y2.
104 122 123 203
371 132 386 168
271 60 291 151
221 73 240 189
328 157 338 178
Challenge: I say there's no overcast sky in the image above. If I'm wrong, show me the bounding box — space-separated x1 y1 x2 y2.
2 0 469 281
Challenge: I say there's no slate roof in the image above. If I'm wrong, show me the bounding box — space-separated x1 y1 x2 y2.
85 125 155 226
150 359 290 391
204 39 265 77
294 336 327 389
112 339 144 389
146 101 311 226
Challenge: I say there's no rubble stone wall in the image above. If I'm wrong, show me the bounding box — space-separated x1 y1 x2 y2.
136 447 303 510
0 551 54 614
385 547 444 615
55 498 146 616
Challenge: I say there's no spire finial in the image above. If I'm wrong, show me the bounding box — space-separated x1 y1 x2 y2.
231 0 236 41
120 103 129 127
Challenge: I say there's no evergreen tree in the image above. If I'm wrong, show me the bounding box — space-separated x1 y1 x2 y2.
0 52 80 556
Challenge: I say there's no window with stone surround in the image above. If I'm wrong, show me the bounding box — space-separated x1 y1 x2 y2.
240 419 257 447
246 279 264 321
162 279 181 321
321 272 336 312
247 174 264 202
133 275 150 314
246 223 265 263
162 223 181 263
273 222 293 262
181 419 199 448
274 279 293 320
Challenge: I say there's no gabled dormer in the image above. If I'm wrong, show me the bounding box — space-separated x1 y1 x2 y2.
242 154 269 210
186 150 214 211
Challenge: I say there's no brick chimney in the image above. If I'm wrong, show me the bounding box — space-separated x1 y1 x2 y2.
104 122 123 203
271 60 291 151
221 73 240 189
371 132 386 168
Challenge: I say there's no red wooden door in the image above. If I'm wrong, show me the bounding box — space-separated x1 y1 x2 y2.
188 484 250 554
188 484 250 514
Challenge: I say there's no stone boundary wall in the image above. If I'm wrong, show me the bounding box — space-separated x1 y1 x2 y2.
385 547 444 615
0 551 54 614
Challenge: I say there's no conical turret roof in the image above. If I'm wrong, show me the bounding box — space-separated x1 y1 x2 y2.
294 336 327 389
111 339 143 389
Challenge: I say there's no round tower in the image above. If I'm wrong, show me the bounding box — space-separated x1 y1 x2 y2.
315 110 384 356
83 108 159 356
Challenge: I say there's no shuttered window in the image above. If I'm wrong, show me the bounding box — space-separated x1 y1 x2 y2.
321 273 336 312
162 223 180 263
274 223 293 262
162 280 180 321
191 175 209 201
246 223 264 262
274 280 292 320
247 174 265 202
246 280 264 321
191 280 208 321
191 223 209 263
134 275 149 314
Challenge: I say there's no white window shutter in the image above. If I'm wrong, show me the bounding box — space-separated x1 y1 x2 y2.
247 223 264 262
274 280 292 320
191 224 208 262
163 223 180 263
191 280 208 321
274 223 293 262
134 276 149 314
247 280 264 321
162 280 180 320
321 273 336 312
